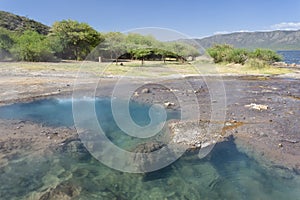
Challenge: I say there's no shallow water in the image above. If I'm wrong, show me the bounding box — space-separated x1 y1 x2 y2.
0 99 299 199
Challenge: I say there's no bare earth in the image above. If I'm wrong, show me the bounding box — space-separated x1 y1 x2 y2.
0 62 300 175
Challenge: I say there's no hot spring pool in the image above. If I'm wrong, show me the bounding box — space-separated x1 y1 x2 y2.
0 98 299 199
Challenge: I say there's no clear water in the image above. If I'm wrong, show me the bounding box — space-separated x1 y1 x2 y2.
0 99 299 199
277 50 300 64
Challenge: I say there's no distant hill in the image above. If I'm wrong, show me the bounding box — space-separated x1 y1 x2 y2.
0 10 50 35
195 30 300 50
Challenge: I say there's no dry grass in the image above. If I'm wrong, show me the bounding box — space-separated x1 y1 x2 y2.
0 60 292 77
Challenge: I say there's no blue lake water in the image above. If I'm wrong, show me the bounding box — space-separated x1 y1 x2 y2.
277 50 300 64
0 98 299 199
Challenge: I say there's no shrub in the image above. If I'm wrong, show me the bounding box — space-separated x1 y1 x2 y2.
245 58 269 69
249 48 282 63
12 30 54 61
207 44 248 64
207 44 282 65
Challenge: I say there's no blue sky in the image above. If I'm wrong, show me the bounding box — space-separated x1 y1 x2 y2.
0 0 300 38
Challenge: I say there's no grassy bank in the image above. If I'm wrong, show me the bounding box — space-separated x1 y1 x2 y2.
0 60 292 77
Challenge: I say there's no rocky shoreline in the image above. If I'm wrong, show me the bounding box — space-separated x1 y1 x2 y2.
0 64 300 178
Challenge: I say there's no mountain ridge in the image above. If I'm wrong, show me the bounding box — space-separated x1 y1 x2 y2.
195 30 300 50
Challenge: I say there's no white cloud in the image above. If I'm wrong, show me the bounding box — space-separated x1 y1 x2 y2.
271 22 300 30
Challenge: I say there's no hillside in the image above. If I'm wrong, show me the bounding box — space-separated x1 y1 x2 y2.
0 10 50 35
195 30 300 50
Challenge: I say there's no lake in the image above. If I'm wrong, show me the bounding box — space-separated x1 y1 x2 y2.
277 50 300 64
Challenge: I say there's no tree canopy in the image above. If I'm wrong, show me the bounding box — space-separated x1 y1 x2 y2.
11 30 53 62
49 20 104 60
0 17 200 63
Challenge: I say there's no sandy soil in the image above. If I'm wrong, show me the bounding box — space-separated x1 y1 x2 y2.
0 63 300 174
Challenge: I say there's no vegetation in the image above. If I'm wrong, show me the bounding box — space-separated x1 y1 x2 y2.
11 30 53 62
0 11 50 35
249 48 282 63
0 27 14 59
49 20 104 61
207 44 282 67
0 10 285 70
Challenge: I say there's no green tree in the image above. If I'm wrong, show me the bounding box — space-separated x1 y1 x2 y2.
130 48 153 65
12 30 53 61
49 20 104 60
102 32 126 64
166 42 200 62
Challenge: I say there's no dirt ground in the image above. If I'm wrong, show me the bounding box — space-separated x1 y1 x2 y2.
0 63 300 174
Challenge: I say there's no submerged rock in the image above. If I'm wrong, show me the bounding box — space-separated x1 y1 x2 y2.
132 141 177 172
133 141 165 153
39 181 81 200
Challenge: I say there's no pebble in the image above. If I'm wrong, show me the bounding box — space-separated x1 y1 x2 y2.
141 88 150 94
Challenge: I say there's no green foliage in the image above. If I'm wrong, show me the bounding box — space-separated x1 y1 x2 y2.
130 48 153 65
0 27 15 60
207 44 282 65
207 44 249 64
100 32 126 62
11 30 53 62
0 11 50 35
49 20 104 60
245 58 270 69
0 11 200 63
249 48 282 63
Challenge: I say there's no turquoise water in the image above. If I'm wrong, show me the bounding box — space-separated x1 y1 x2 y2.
0 99 300 199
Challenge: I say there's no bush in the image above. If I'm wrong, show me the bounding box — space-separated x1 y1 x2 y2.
249 48 282 63
12 30 54 61
245 58 269 69
207 44 248 64
0 28 15 60
207 44 282 65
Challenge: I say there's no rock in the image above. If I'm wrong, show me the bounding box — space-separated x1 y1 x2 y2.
141 88 150 94
133 141 165 154
164 102 175 108
132 141 167 172
293 164 300 175
168 120 224 150
39 181 81 200
291 63 297 67
278 143 283 148
245 103 268 111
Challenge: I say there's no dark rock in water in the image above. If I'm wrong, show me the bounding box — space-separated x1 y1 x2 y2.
293 164 300 175
133 141 165 153
132 141 168 172
39 181 81 200
58 138 90 161
271 165 295 180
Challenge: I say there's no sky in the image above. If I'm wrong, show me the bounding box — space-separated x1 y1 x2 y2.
0 0 300 38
